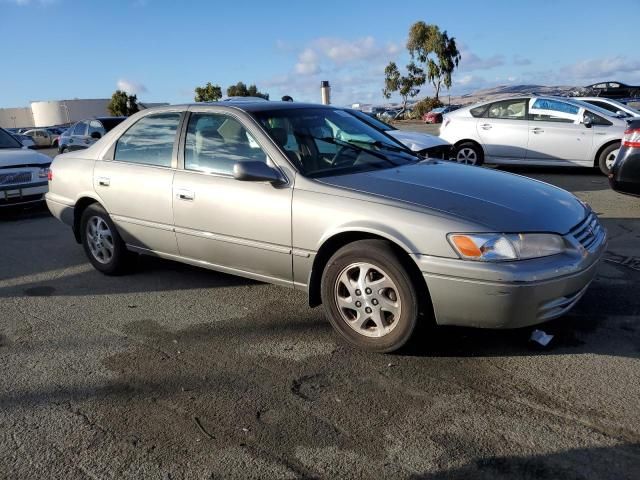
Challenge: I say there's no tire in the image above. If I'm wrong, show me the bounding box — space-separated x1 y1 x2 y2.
59 146 67 154
320 239 420 353
454 141 484 166
597 142 620 175
80 203 132 275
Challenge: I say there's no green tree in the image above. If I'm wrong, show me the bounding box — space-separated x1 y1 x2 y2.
382 62 426 119
406 21 461 101
107 90 139 116
226 81 269 100
194 82 222 102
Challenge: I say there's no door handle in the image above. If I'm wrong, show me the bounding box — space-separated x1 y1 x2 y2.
175 188 195 201
480 123 492 130
97 177 110 187
532 128 544 134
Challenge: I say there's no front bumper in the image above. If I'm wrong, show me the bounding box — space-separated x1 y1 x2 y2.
0 181 48 207
414 225 607 329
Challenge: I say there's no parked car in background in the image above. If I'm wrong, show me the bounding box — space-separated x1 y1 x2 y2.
609 119 640 196
576 97 640 119
23 128 55 147
423 105 460 124
60 117 126 153
47 102 606 352
379 110 401 121
348 109 452 159
440 96 626 174
583 81 640 99
0 127 51 207
10 133 36 148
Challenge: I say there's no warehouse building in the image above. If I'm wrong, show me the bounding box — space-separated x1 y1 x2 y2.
0 98 167 129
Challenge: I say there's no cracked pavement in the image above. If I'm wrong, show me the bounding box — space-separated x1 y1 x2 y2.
1 166 639 479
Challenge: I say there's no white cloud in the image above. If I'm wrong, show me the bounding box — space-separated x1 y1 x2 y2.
563 56 640 80
117 79 148 95
295 48 320 75
459 44 504 71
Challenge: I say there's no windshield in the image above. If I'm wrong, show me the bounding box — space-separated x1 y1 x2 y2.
252 107 417 178
569 99 623 118
0 128 22 149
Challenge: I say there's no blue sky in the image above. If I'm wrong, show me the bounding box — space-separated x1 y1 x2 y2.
1 0 639 107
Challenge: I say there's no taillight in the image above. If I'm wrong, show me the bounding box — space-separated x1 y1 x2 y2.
47 169 53 181
622 128 640 148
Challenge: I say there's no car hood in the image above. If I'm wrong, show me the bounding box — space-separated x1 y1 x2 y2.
0 148 51 168
386 130 450 151
320 161 587 233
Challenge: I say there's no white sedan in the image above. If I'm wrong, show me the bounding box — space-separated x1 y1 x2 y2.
439 95 626 174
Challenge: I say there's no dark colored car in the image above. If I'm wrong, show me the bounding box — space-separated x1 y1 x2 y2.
585 81 640 99
609 119 640 196
59 117 126 153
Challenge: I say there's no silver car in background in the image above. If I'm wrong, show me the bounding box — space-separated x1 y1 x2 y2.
46 102 606 352
440 95 626 174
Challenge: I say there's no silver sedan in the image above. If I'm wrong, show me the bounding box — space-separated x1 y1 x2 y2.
46 102 606 352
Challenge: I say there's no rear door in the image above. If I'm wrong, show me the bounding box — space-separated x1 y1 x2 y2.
93 111 183 255
476 98 529 161
526 98 593 165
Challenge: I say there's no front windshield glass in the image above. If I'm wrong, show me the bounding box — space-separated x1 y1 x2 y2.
0 128 22 149
569 99 622 118
347 109 396 132
252 107 417 178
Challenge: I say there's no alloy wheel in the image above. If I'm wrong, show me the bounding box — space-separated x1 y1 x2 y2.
334 262 401 338
86 216 114 264
605 148 619 170
456 147 477 165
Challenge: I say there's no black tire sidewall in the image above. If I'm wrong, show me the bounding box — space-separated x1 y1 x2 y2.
598 143 620 175
320 240 419 353
456 142 484 166
80 204 129 275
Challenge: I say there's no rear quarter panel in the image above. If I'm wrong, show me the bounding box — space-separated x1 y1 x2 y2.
47 154 98 207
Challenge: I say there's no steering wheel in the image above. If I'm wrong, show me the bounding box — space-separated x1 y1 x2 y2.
330 146 357 167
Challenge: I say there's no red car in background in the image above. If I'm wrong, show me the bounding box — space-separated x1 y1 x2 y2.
423 105 461 124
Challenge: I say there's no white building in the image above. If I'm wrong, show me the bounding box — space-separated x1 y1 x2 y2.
0 98 167 129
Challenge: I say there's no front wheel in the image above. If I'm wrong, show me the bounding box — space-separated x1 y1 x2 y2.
598 143 620 175
80 203 133 275
454 142 484 166
320 240 420 353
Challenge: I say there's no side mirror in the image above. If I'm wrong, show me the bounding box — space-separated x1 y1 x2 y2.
233 161 284 184
582 115 592 128
90 131 102 139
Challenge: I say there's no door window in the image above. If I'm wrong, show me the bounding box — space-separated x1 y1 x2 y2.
529 98 579 123
184 113 267 175
487 99 527 120
73 122 87 136
114 113 181 167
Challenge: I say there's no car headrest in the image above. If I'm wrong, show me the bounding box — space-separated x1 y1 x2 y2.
269 127 288 147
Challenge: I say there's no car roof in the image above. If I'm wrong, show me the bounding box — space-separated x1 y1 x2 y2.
146 101 336 114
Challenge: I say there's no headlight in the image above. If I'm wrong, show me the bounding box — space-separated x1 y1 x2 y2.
448 233 567 261
38 167 50 179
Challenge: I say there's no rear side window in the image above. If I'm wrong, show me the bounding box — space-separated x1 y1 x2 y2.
114 113 181 167
470 105 488 118
184 113 267 175
73 123 86 136
584 111 613 126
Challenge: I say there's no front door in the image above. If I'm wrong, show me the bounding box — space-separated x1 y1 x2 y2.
172 111 293 285
476 98 529 161
526 98 593 164
93 111 182 255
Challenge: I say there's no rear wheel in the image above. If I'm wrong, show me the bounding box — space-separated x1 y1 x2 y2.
598 142 620 175
80 203 133 275
454 141 484 166
320 240 420 353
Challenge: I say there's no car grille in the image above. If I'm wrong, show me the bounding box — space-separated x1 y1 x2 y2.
570 212 604 250
0 171 32 186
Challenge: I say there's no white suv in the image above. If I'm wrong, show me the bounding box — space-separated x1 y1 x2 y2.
439 96 627 174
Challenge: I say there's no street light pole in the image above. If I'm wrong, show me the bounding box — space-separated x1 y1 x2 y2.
10 116 16 128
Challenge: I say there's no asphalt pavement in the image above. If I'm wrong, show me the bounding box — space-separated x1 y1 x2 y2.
0 154 639 478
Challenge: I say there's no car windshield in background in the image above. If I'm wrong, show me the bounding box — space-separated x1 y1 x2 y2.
347 109 396 132
0 128 22 149
100 117 126 132
569 99 623 118
252 108 417 178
